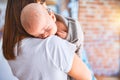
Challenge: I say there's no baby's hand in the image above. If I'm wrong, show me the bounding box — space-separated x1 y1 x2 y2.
56 31 67 39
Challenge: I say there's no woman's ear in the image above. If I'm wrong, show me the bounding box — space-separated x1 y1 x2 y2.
49 11 56 22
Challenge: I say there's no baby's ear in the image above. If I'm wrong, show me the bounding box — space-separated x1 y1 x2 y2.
51 12 56 22
48 10 56 22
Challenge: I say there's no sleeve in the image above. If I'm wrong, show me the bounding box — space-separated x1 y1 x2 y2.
75 20 84 53
47 36 76 73
67 18 84 54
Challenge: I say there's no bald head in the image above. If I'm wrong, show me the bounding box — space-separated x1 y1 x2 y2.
20 3 49 35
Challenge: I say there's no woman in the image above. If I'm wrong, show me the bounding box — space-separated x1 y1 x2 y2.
2 0 92 80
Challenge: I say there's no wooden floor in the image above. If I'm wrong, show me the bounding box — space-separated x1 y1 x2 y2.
96 76 120 80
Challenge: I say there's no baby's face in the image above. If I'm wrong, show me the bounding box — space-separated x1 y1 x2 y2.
32 15 57 39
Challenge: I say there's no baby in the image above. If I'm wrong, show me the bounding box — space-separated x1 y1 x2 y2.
21 3 83 55
21 3 96 80
21 3 68 39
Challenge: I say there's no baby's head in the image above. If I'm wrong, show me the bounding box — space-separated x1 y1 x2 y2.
21 3 57 38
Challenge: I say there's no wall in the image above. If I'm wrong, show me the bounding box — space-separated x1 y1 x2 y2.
0 2 6 29
0 2 6 38
78 0 120 76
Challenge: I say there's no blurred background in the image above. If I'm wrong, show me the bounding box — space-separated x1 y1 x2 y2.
0 0 120 80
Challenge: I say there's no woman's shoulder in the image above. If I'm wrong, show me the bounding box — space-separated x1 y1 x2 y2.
48 35 64 42
20 35 65 46
47 35 70 46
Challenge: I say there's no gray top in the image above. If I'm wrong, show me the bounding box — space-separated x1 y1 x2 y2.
8 35 76 80
56 14 84 56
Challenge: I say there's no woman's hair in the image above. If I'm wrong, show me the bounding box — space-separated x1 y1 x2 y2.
40 0 46 4
3 0 46 60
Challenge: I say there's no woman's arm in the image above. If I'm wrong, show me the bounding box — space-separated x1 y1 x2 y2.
48 36 92 80
68 54 92 80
